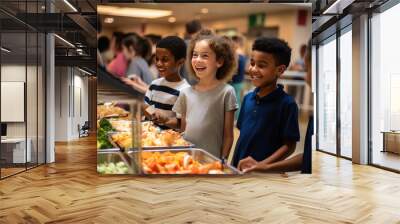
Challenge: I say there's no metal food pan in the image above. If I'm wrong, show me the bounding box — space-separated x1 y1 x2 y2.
97 148 241 176
107 131 195 150
136 148 241 175
97 150 136 174
140 144 195 150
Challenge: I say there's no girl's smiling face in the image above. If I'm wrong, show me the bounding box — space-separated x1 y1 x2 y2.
191 40 223 80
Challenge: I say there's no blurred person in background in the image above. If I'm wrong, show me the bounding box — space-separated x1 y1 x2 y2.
120 33 154 93
145 34 162 80
230 35 248 120
184 19 202 43
180 20 203 85
289 44 307 72
107 32 128 77
98 36 112 65
97 17 104 67
287 44 307 100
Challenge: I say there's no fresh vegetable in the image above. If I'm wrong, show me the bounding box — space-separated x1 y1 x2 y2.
99 118 113 131
141 151 224 174
97 161 129 174
97 118 115 149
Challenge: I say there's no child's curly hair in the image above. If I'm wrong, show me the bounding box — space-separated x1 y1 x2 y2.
186 29 237 82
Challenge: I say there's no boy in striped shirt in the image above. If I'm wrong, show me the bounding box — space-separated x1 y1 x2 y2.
144 36 190 128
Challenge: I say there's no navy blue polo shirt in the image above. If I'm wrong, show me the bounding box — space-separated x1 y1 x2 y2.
232 84 300 167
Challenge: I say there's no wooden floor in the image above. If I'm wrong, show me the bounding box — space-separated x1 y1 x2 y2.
1 167 26 178
1 164 44 178
1 136 400 223
372 150 400 171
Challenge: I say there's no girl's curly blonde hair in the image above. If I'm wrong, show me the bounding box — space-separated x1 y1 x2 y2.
186 29 237 82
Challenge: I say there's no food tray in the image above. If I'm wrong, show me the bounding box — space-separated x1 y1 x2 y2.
97 148 242 176
101 114 129 119
97 150 136 174
107 131 195 150
97 103 130 120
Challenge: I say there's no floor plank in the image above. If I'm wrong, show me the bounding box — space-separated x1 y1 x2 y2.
0 136 399 223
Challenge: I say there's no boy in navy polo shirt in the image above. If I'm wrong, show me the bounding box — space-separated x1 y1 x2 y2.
232 37 300 172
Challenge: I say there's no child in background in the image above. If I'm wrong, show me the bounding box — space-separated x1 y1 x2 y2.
98 36 111 65
169 30 238 160
230 35 248 120
143 36 190 128
145 34 162 80
121 33 154 85
232 37 300 171
107 32 127 77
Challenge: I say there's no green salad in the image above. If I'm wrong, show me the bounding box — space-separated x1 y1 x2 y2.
97 118 115 149
97 161 129 174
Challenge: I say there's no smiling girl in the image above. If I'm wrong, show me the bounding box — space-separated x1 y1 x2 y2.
172 30 238 159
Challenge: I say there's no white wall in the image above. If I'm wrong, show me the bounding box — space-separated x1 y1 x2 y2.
0 65 40 138
71 72 89 139
1 65 26 139
55 66 69 141
1 64 45 163
54 67 89 141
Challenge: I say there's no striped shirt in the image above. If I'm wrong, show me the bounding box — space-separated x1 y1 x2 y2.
144 78 190 118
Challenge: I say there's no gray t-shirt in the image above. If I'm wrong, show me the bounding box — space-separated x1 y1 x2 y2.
126 57 154 84
173 84 238 157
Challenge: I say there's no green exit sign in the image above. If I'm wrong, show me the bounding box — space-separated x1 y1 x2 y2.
249 13 266 29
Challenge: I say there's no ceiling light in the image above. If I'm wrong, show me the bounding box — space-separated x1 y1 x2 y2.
63 0 78 12
1 47 11 53
104 17 114 24
41 5 45 10
78 67 92 76
168 17 176 23
97 5 172 19
54 34 75 48
201 8 209 14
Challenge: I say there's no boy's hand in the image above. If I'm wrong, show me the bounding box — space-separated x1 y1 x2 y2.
238 156 258 171
145 105 156 117
152 111 168 125
121 77 138 86
243 163 271 173
120 76 149 94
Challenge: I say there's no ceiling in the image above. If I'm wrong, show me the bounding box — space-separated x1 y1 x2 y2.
1 32 45 64
0 0 97 14
0 0 97 71
99 3 311 28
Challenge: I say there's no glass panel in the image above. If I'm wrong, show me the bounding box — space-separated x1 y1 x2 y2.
27 31 38 169
312 45 317 152
317 36 337 154
1 30 27 177
339 28 352 158
27 0 38 169
0 1 46 178
371 3 400 171
38 33 45 165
